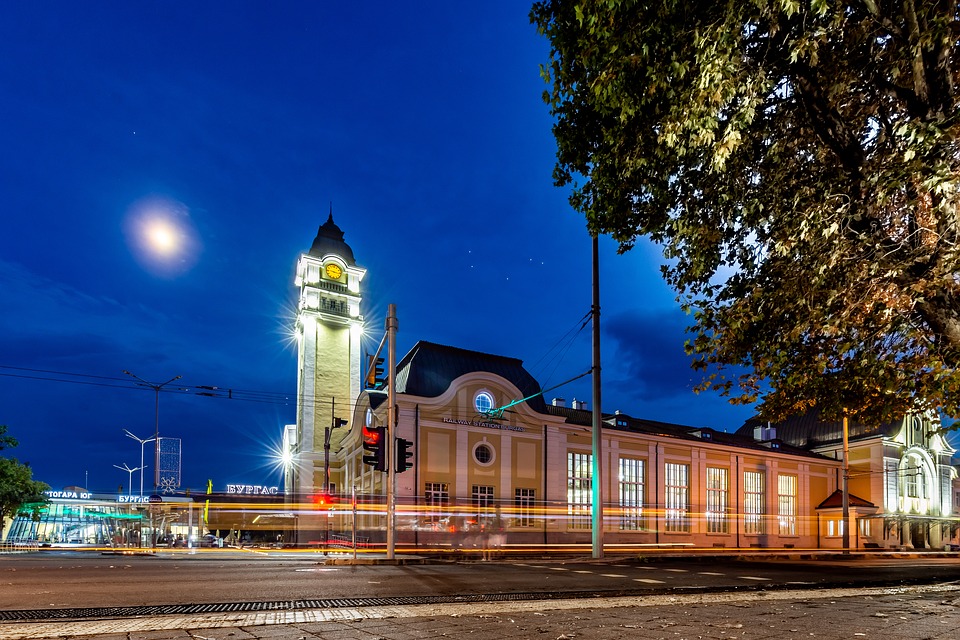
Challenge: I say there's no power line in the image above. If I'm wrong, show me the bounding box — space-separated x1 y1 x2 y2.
0 364 366 413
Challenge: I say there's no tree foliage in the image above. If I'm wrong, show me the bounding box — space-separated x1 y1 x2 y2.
532 0 960 423
0 426 49 536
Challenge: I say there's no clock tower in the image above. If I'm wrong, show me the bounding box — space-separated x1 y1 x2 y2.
292 213 365 503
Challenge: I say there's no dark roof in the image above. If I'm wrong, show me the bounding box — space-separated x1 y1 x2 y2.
602 413 833 460
308 213 357 265
396 341 548 413
735 409 903 448
816 489 876 509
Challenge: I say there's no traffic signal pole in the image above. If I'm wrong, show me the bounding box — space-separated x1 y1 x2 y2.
386 303 398 560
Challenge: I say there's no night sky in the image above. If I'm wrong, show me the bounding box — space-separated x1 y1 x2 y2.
0 2 756 495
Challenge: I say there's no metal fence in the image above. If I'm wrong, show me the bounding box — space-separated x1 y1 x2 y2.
0 540 40 554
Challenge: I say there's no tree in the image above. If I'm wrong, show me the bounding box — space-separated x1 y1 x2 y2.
0 426 49 538
532 0 960 423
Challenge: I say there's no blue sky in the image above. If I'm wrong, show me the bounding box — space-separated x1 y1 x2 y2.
0 2 755 494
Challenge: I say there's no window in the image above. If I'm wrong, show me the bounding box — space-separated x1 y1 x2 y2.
618 458 644 530
705 467 729 534
424 482 449 525
567 452 592 529
905 463 926 499
778 474 798 536
473 442 495 465
474 391 495 415
743 471 764 535
858 518 871 538
472 485 494 510
826 519 845 537
664 463 689 532
515 488 536 527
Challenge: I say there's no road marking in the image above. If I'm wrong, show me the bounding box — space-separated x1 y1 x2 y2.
633 578 665 584
664 568 688 572
601 573 627 578
698 572 724 576
548 567 570 571
739 576 771 581
573 570 594 574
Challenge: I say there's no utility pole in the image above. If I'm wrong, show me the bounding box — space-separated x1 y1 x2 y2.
591 234 604 558
123 371 181 494
386 303 398 560
842 415 850 554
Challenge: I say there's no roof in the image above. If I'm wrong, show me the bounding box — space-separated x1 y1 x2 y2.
816 489 877 510
604 413 833 460
308 213 357 265
539 407 833 460
735 409 903 448
395 341 548 413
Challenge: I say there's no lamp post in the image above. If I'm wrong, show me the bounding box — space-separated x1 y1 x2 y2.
123 371 181 494
114 463 144 495
123 429 155 497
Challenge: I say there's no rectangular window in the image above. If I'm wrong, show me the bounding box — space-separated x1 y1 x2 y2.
705 467 729 534
664 462 690 532
618 458 644 530
472 484 494 509
743 471 764 535
514 488 536 527
567 452 592 530
425 482 449 525
827 519 846 537
858 518 871 537
778 474 798 536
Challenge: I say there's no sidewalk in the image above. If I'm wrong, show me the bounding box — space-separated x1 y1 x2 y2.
4 582 959 639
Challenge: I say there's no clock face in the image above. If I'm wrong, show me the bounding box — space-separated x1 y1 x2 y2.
324 263 343 279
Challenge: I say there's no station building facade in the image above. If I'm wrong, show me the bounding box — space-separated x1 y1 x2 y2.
288 216 960 551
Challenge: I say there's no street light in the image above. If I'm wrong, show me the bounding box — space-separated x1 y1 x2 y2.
123 371 182 494
114 463 144 495
123 429 155 498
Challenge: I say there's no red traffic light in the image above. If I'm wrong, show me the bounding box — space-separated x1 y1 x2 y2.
313 492 335 506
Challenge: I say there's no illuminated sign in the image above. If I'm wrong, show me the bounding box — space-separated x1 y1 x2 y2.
226 484 279 495
442 417 524 432
117 495 150 503
44 490 92 500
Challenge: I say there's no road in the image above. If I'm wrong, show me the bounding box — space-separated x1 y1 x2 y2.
2 550 960 610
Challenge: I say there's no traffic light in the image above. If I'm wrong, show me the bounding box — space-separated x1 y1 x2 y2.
365 353 385 389
395 437 413 474
313 492 334 507
362 426 387 471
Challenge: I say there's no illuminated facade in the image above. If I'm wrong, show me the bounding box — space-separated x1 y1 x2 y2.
3 489 194 546
736 411 960 549
291 213 365 527
290 220 959 552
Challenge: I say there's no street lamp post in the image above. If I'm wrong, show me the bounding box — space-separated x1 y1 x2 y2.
123 371 181 494
114 463 144 495
123 429 155 497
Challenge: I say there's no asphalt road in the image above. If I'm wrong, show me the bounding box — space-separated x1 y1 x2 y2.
2 550 960 611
